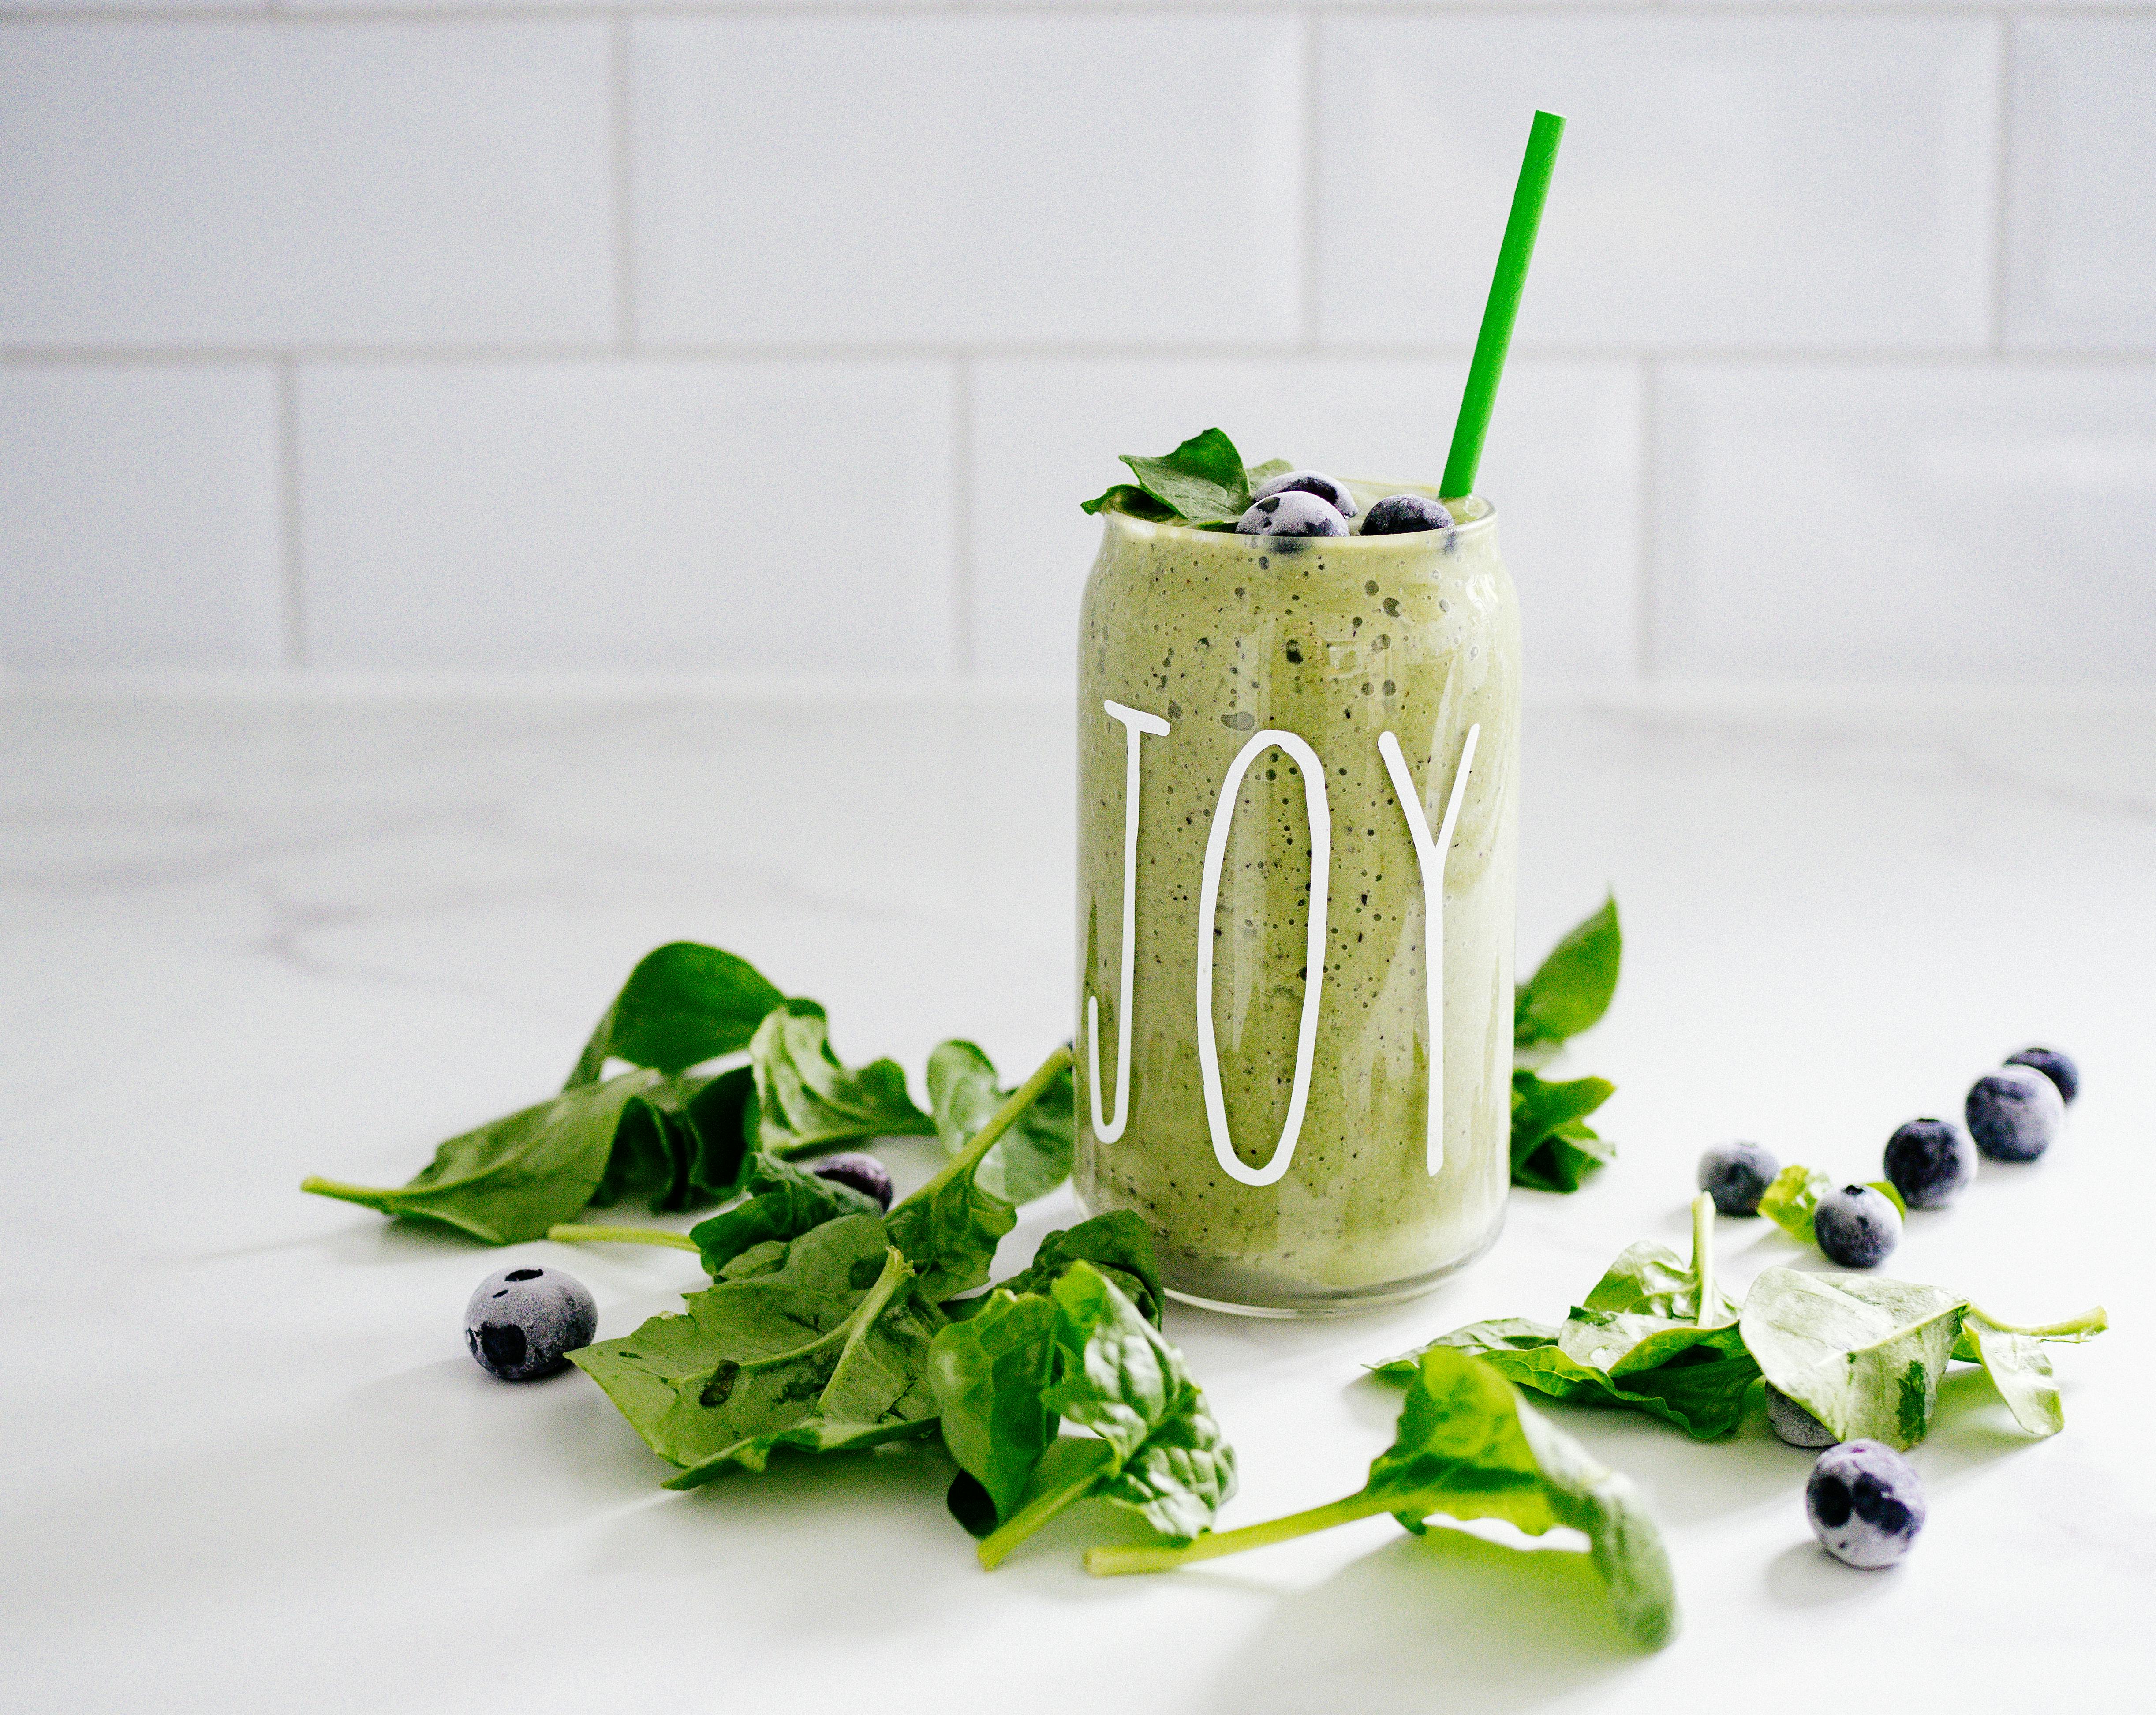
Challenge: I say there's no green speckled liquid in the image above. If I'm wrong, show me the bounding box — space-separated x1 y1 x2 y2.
1074 484 1520 1314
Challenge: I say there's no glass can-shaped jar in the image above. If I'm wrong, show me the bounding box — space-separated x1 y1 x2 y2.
1074 487 1520 1314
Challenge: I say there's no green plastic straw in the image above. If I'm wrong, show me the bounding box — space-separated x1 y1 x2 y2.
1440 110 1566 501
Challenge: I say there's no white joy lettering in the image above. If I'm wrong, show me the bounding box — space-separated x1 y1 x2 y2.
1195 729 1332 1189
1377 723 1480 1175
1087 700 1171 1143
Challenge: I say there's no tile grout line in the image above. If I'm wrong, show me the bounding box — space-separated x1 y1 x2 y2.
1991 15 2014 358
8 6 2156 26
951 356 975 679
610 11 637 354
276 356 306 672
1299 8 1322 352
1634 355 1657 683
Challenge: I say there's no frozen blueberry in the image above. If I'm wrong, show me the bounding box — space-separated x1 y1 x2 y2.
2003 1045 2079 1106
1813 1184 1900 1269
1360 494 1455 537
1882 1116 1976 1209
1965 1065 2065 1162
464 1264 597 1381
1697 1140 1779 1217
1252 468 1358 518
1766 1384 1837 1449
811 1151 893 1211
1806 1439 1925 1569
1237 491 1349 538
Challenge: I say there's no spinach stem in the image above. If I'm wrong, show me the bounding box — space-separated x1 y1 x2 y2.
737 1248 912 1374
545 1223 700 1251
1691 1192 1721 1326
976 1444 1113 1571
1084 1493 1395 1576
1966 1303 2108 1340
299 1176 389 1202
894 1043 1073 1217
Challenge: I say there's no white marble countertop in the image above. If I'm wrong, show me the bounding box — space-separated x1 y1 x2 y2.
4 688 2152 1713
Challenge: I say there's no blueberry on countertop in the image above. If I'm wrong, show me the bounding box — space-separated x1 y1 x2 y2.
1807 1439 1925 1569
1360 494 1455 537
811 1152 894 1210
1966 1065 2066 1162
1237 491 1349 537
1697 1140 1780 1217
1883 1116 1977 1209
1252 469 1358 518
1767 1384 1837 1449
2004 1045 2079 1106
1813 1184 1900 1268
465 1264 597 1381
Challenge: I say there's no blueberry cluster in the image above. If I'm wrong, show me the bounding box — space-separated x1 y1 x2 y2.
1232 469 1454 540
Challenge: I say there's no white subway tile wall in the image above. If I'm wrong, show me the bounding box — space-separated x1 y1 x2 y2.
3 6 2153 686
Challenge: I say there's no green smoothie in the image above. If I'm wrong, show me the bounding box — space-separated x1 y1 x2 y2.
1074 482 1520 1313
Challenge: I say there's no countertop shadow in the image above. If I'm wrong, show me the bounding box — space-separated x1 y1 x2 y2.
1201 1527 1652 1715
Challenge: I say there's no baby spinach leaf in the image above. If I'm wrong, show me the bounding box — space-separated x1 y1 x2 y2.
930 1289 1061 1531
1078 430 1293 526
1951 1304 2108 1438
1738 1268 1964 1449
1379 1196 1755 1440
566 941 785 1089
973 1210 1164 1329
927 1039 1076 1206
1510 1069 1616 1192
688 1153 882 1279
971 1265 1234 1568
1758 1164 1836 1245
302 1067 668 1244
591 1065 757 1213
1514 895 1622 1050
569 1215 943 1486
884 1045 1070 1302
1080 484 1177 523
1091 1348 1678 1653
751 998 936 1155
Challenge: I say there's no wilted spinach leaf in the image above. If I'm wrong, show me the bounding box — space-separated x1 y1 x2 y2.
1091 1347 1679 1652
1514 895 1621 1051
1510 1069 1616 1192
972 1263 1236 1568
303 1067 671 1244
565 941 785 1090
927 1039 1076 1206
751 999 936 1155
569 1215 943 1487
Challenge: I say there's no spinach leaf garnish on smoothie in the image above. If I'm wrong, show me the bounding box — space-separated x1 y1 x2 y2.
1080 427 1291 528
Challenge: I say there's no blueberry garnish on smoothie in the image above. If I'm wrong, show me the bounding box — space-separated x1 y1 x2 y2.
1251 468 1360 517
1362 494 1456 536
1236 491 1349 537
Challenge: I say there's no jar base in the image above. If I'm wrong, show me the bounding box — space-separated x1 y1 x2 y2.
1154 1209 1506 1319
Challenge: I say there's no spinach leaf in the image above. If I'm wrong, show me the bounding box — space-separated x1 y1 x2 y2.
1510 1069 1616 1192
1079 430 1293 526
568 1214 943 1487
1091 1347 1678 1653
972 1263 1236 1568
1757 1164 1835 1245
750 998 936 1156
970 1210 1164 1329
1950 1304 2108 1438
687 1153 882 1279
1738 1268 1965 1449
929 1289 1061 1531
590 1064 757 1213
566 941 785 1089
1759 1165 1906 1247
1378 1196 1756 1440
927 1039 1076 1206
1514 895 1621 1051
884 1045 1070 1301
302 1067 670 1244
